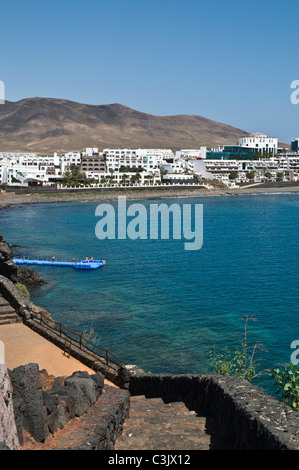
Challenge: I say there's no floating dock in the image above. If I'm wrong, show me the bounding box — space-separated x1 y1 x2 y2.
12 258 105 270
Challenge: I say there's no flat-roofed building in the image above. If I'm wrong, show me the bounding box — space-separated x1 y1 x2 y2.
238 132 278 154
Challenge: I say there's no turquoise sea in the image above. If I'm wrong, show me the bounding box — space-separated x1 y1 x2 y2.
1 193 298 395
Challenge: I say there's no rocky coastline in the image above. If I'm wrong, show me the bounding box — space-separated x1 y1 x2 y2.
0 234 44 288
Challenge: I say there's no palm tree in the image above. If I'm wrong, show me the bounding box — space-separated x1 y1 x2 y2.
130 173 141 185
121 173 128 186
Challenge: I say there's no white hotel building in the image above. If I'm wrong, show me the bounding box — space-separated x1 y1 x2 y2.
193 155 299 186
0 152 81 186
103 148 173 173
238 132 278 154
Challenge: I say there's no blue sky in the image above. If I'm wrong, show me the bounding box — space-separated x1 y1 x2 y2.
1 0 298 143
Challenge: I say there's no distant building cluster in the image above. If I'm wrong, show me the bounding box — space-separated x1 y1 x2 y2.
0 132 299 188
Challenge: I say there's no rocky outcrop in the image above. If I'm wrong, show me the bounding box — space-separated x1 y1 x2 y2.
16 267 45 287
0 234 44 286
43 370 105 436
9 363 105 445
10 363 46 444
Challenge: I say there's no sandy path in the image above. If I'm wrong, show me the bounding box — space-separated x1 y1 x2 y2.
0 322 116 386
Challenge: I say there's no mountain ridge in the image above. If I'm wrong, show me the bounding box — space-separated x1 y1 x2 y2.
0 97 251 154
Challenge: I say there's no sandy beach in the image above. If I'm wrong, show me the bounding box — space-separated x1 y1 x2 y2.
0 184 299 210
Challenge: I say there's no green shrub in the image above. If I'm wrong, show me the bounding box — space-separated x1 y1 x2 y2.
16 283 30 299
207 315 264 381
16 284 30 299
270 363 299 411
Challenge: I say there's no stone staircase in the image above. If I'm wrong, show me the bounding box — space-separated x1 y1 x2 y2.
115 395 225 450
0 294 21 325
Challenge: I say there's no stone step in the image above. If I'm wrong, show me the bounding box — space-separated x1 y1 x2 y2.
0 296 10 307
0 315 22 325
128 397 197 417
116 431 212 450
0 297 21 324
117 415 207 433
128 405 198 418
0 312 20 320
0 305 16 315
115 395 215 451
129 396 164 406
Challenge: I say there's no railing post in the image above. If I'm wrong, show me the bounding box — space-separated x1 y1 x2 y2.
31 313 127 367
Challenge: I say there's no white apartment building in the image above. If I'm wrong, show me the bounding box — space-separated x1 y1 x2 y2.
2 164 49 186
192 156 298 186
0 152 81 186
159 158 187 174
58 152 82 173
175 148 207 159
238 132 278 154
276 155 299 181
0 154 58 185
194 159 240 185
103 148 173 173
0 152 38 159
84 148 99 157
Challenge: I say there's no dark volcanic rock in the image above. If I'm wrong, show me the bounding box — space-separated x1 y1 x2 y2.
16 266 44 286
0 234 44 286
10 363 48 443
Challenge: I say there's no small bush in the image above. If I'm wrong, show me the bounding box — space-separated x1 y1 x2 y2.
207 315 264 381
270 363 299 411
16 283 30 299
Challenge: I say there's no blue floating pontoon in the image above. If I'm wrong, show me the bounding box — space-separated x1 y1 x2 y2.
12 258 106 270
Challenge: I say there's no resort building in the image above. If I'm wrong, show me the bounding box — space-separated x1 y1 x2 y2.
0 154 63 186
238 132 278 155
103 148 173 173
291 138 299 152
175 148 207 160
192 155 299 186
1 137 298 188
80 151 107 173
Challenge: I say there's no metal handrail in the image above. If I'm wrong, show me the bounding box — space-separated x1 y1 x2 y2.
34 312 127 366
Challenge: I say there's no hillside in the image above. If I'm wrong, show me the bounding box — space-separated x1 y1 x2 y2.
0 97 249 154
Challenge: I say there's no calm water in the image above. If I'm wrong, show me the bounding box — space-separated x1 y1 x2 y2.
1 193 298 394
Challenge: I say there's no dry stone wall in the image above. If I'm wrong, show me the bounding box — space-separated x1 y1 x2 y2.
0 364 20 450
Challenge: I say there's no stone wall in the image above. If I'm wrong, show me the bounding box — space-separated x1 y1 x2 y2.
0 364 20 450
0 360 130 450
126 371 299 450
0 274 31 317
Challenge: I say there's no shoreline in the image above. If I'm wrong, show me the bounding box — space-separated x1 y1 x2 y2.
1 184 299 210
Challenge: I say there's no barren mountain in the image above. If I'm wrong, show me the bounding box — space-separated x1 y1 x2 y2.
0 97 249 154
